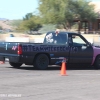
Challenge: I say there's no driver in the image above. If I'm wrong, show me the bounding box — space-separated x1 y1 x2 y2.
53 29 62 44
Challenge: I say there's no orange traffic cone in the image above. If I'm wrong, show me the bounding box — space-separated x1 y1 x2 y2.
60 58 67 76
0 61 5 64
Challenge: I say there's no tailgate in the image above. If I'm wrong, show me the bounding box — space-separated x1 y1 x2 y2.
0 42 22 62
0 42 19 55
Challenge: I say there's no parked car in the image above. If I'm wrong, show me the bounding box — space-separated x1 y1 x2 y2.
9 34 14 37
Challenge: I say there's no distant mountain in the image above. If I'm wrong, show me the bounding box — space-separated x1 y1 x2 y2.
0 20 13 30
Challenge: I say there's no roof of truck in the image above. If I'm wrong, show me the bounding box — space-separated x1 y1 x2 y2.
47 31 79 35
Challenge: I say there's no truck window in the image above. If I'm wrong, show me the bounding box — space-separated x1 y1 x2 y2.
72 35 87 46
54 34 67 45
44 32 68 45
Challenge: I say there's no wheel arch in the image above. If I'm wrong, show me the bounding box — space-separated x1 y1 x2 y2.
33 53 51 64
93 54 100 65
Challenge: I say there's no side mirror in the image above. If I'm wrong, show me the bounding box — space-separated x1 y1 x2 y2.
72 35 75 38
87 42 92 47
83 42 91 47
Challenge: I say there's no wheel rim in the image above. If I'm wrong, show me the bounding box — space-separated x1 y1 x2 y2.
37 56 48 69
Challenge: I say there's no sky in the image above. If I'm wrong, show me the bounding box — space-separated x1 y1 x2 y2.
0 0 100 20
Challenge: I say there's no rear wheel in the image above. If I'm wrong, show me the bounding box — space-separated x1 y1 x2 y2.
34 54 49 70
9 62 23 68
94 55 100 69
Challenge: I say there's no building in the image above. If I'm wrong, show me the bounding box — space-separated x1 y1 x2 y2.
73 2 100 33
89 2 100 32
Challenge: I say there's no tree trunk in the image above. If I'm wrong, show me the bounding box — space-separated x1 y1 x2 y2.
62 23 69 30
78 21 81 34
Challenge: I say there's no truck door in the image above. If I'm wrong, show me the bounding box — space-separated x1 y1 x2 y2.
47 44 70 65
68 34 93 64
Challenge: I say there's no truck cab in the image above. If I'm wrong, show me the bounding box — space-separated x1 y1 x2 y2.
43 31 93 65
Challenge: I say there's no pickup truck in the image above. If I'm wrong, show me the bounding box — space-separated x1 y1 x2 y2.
0 31 100 70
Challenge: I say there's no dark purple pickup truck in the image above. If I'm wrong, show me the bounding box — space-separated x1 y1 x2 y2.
0 31 100 70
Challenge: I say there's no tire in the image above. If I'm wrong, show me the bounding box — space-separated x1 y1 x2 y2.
94 55 100 69
34 54 49 70
9 62 22 68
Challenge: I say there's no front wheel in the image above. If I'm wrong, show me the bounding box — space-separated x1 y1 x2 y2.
9 62 23 68
94 55 100 69
34 54 49 70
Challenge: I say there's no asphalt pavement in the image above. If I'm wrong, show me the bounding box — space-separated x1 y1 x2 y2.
0 63 100 100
